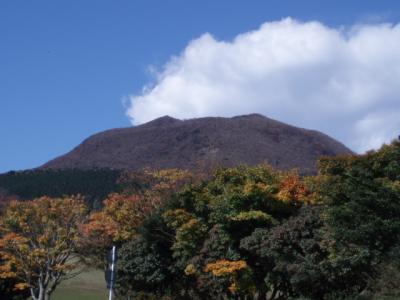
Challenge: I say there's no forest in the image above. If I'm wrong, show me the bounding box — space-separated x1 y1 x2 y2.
1 141 400 300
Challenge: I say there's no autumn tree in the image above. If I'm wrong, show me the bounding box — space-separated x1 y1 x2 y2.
117 168 195 199
115 165 312 299
81 169 195 267
80 193 150 267
204 259 253 297
0 196 88 300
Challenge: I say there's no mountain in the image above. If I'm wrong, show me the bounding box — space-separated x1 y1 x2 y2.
41 114 353 174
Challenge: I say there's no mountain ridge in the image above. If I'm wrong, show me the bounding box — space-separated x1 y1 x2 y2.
41 114 353 173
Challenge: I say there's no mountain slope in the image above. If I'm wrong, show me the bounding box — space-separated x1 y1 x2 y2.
41 114 353 173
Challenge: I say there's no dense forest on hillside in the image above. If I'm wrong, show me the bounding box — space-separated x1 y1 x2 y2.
0 168 146 209
1 141 400 299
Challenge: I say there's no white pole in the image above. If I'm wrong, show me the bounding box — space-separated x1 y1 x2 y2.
108 245 116 300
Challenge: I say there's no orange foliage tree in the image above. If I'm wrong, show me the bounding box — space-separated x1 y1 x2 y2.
277 172 310 204
81 169 195 266
80 193 148 266
0 196 87 300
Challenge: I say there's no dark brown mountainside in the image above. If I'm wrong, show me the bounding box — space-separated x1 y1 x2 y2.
41 114 353 173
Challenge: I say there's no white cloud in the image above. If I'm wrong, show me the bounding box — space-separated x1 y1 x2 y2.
126 18 400 153
354 111 400 151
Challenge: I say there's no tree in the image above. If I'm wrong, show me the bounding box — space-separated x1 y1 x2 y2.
116 235 172 298
81 169 195 267
81 193 151 267
313 141 400 298
115 165 312 299
0 256 30 300
0 196 88 300
319 141 400 254
204 259 253 297
0 168 122 209
0 274 30 300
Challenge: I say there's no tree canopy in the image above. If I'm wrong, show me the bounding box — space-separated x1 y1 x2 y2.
1 142 400 299
0 196 88 300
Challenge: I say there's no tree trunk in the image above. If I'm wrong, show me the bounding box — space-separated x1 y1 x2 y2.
30 288 38 300
270 287 278 300
30 285 51 300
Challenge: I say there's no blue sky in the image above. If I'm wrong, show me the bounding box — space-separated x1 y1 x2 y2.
1 1 400 173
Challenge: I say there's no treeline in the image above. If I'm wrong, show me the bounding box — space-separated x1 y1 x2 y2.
0 168 146 208
1 142 400 299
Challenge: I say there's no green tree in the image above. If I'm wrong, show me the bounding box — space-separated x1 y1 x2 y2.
115 165 311 299
319 141 400 254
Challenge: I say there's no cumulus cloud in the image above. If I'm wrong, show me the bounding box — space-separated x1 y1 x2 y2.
126 18 400 152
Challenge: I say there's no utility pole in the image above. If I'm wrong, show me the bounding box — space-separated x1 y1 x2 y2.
106 245 117 300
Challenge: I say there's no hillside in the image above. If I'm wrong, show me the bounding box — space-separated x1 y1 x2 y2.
41 114 353 174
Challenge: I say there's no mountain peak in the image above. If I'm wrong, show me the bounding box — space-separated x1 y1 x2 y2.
143 115 181 127
234 113 266 119
41 114 353 174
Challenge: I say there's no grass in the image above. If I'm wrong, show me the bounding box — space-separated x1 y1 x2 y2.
52 268 108 300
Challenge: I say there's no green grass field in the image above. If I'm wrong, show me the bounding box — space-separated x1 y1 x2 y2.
52 268 108 300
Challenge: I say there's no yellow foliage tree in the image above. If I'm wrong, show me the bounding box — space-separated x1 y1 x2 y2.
204 259 247 277
204 259 252 294
0 196 87 300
